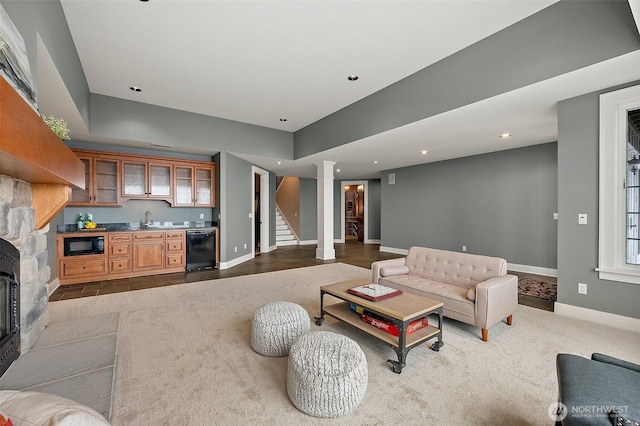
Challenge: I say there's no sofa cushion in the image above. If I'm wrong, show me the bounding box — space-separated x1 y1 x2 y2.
379 276 475 322
0 391 110 425
405 247 506 289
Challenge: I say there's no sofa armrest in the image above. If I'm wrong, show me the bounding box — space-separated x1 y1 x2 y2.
592 353 640 373
475 274 518 329
371 257 406 284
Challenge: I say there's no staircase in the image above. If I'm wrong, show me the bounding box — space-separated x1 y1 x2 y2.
275 209 297 246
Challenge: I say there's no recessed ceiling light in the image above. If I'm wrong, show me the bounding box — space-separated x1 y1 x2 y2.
130 86 142 92
347 75 359 81
280 118 287 122
336 169 341 172
421 150 428 155
500 133 511 138
373 160 378 164
276 161 283 165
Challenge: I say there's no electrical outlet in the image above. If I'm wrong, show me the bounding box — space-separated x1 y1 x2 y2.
578 214 588 225
462 245 467 252
553 212 558 220
234 246 237 253
244 243 247 249
199 213 204 219
578 283 587 294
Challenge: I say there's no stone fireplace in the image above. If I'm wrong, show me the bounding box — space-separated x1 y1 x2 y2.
0 174 51 365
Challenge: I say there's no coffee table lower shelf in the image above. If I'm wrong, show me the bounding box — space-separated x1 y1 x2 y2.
322 302 440 348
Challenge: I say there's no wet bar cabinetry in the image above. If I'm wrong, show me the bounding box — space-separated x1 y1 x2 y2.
57 230 188 285
68 149 215 207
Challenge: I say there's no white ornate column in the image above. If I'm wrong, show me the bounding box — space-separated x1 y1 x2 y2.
316 160 336 260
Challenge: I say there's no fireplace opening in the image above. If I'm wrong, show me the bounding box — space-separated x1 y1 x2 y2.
0 238 20 377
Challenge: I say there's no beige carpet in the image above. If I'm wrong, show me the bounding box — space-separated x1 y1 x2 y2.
48 263 640 426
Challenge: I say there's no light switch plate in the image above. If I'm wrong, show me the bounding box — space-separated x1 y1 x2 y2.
578 283 587 294
578 214 587 225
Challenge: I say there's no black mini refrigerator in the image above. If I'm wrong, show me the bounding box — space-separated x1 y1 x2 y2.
186 229 217 271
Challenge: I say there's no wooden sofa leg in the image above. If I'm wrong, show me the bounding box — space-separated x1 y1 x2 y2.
481 328 488 342
507 315 513 326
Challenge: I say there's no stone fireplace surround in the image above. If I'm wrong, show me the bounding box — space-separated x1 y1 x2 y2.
0 174 51 355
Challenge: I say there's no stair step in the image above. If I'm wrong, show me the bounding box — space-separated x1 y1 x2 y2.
276 229 292 236
276 234 295 241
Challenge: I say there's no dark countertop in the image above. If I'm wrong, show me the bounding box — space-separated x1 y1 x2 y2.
57 221 218 233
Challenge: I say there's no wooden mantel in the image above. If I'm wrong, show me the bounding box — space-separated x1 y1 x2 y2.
0 77 85 229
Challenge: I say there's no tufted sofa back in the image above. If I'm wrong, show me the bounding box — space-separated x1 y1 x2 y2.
405 246 507 289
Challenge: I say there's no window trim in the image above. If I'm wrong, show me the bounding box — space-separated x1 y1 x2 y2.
598 84 640 284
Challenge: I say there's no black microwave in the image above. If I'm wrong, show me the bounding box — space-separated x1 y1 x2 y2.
63 236 105 256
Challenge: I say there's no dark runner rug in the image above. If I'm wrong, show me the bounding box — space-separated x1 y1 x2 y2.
518 277 557 301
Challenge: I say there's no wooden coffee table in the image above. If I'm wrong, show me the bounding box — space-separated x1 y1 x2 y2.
315 278 444 373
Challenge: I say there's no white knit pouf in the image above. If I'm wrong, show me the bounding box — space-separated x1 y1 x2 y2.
287 331 368 418
251 301 310 357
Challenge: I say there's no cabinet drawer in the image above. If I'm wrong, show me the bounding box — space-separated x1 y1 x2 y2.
61 258 107 278
109 258 131 273
109 233 132 242
165 230 185 239
166 253 185 267
133 232 164 241
109 243 131 257
166 240 184 252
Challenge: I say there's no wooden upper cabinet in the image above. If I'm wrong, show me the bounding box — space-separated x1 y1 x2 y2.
70 155 121 206
122 161 172 200
68 149 215 207
174 165 215 207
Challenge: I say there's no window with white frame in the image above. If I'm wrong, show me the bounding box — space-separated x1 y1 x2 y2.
598 84 640 284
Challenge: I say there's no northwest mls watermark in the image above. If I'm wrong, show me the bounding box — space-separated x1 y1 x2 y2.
548 402 630 421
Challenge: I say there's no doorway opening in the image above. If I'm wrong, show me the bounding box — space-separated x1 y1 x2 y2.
341 181 368 243
251 166 270 256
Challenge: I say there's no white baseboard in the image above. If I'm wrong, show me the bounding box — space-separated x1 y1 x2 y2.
365 239 381 244
262 245 277 253
508 263 557 277
554 302 640 333
379 246 408 255
47 278 60 297
219 252 254 270
298 240 318 245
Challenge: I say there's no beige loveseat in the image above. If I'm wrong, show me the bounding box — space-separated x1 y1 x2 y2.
372 247 518 341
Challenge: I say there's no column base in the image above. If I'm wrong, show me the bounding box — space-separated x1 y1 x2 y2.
316 248 336 260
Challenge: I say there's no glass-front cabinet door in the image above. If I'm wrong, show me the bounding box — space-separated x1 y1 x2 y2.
174 166 194 206
122 161 146 197
149 163 172 198
195 167 213 206
71 157 91 204
94 158 120 205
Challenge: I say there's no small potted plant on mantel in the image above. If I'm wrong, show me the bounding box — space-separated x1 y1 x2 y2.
41 114 70 140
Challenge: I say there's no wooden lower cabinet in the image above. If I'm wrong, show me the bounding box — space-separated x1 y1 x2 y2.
133 232 164 271
60 258 107 279
58 230 187 285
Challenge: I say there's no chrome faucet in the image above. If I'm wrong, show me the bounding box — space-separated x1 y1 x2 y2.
144 210 152 228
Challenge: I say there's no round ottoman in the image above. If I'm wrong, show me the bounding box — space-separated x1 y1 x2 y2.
251 301 310 357
287 331 368 418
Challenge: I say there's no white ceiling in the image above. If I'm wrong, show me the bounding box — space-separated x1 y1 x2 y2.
35 0 640 179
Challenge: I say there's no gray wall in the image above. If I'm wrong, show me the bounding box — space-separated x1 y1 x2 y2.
219 153 276 263
558 83 640 320
381 143 558 268
294 1 640 158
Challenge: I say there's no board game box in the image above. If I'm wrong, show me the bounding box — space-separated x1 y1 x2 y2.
346 283 402 301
